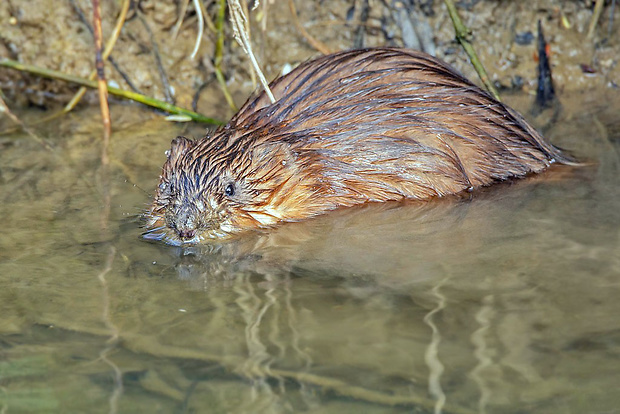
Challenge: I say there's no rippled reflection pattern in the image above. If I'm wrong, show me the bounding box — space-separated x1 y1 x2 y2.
1 97 619 413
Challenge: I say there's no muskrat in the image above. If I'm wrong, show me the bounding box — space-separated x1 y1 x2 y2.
144 47 572 245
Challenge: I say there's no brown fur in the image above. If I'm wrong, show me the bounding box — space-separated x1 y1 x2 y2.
144 47 572 244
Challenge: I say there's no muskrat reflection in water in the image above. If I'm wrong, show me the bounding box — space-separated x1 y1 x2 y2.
145 47 573 245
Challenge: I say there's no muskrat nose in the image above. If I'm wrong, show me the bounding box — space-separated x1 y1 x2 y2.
178 229 196 240
170 205 199 241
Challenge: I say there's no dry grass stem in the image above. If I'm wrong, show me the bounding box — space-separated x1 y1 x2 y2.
172 0 191 40
228 0 275 103
65 0 131 114
587 0 606 39
137 11 175 104
199 0 217 33
190 0 205 59
240 0 257 88
92 0 112 165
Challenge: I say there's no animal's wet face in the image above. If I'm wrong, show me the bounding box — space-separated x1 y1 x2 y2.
143 135 297 245
143 136 236 244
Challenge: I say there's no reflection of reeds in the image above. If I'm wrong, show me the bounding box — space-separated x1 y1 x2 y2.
469 294 495 414
233 272 290 410
218 268 476 414
423 279 448 414
96 245 123 414
234 273 276 379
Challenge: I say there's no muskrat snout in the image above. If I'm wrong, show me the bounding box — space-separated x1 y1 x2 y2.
162 194 230 243
167 204 201 241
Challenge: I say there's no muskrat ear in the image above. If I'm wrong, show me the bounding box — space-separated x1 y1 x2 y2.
166 136 195 163
251 142 295 166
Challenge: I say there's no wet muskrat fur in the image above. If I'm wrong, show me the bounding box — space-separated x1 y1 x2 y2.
145 47 572 245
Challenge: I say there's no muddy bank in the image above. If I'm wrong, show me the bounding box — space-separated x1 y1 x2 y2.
0 0 618 121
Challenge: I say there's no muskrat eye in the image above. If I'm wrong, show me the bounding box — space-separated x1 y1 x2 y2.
158 181 171 197
224 183 235 197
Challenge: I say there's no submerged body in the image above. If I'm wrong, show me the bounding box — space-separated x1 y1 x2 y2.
145 47 571 244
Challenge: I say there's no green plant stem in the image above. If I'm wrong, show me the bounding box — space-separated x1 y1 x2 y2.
214 0 237 111
0 59 224 125
443 0 501 101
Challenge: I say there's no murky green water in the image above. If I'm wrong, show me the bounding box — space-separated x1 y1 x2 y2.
1 93 619 413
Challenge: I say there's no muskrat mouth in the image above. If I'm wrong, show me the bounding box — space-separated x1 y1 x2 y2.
162 204 211 242
142 207 209 245
142 223 203 245
167 222 206 244
177 229 197 240
143 207 232 245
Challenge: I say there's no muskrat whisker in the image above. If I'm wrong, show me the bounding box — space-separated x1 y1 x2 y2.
142 224 167 233
129 183 152 197
142 231 167 241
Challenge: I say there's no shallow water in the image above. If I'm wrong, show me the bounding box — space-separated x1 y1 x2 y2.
1 93 619 414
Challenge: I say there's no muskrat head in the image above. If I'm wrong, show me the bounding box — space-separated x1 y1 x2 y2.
144 135 307 245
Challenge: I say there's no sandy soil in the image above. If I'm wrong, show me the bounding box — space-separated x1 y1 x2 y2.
0 0 618 120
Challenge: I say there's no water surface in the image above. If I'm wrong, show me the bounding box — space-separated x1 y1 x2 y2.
1 94 619 413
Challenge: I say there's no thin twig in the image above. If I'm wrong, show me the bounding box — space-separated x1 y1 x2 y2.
66 0 133 114
92 0 112 166
25 0 136 129
137 11 176 104
609 0 617 39
69 0 140 94
198 0 217 33
443 0 501 101
0 59 224 125
0 93 50 149
192 80 211 112
288 0 331 54
353 0 370 49
228 0 275 103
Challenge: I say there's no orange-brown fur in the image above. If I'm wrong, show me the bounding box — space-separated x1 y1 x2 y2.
145 47 572 245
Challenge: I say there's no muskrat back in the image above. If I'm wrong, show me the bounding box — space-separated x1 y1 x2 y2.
145 47 572 245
